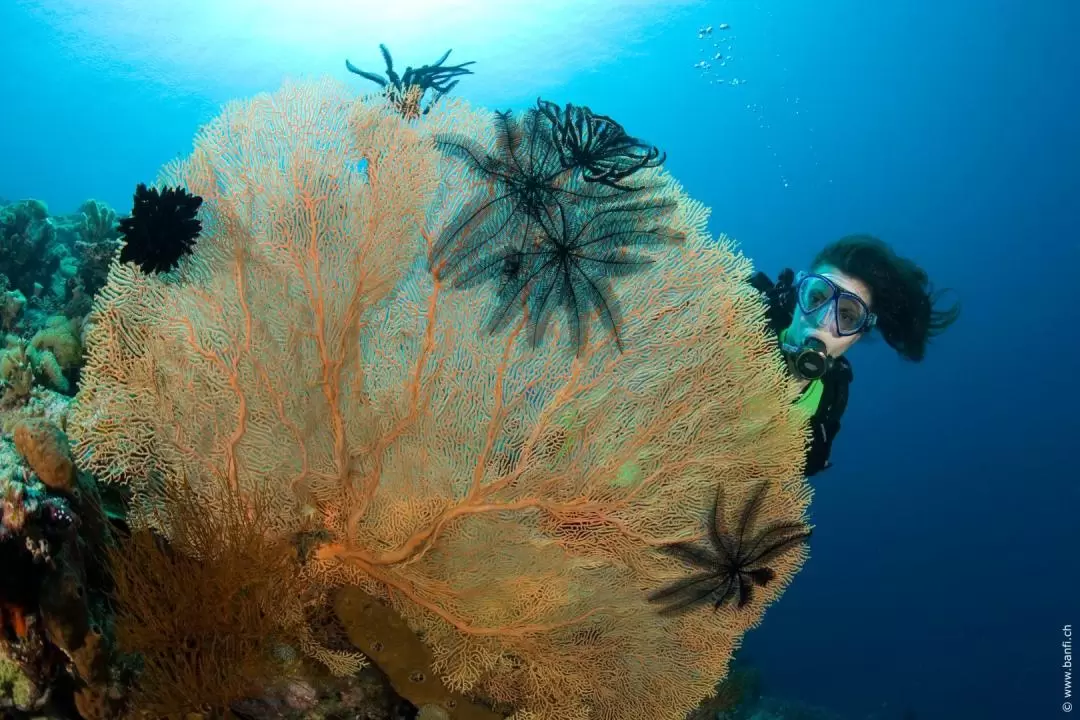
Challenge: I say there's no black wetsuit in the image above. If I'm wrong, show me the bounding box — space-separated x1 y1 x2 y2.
748 268 853 477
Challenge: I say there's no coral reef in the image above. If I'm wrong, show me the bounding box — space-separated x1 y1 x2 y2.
230 664 417 720
687 660 762 720
68 77 812 720
0 407 120 718
726 695 845 720
688 659 856 720
0 196 120 407
106 480 355 717
0 198 121 326
1 319 83 402
334 587 502 720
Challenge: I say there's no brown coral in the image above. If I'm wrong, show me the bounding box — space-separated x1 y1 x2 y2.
334 586 502 719
69 79 811 720
13 418 76 492
106 480 337 718
0 444 118 717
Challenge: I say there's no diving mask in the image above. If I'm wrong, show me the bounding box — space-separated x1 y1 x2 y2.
795 272 877 336
781 273 875 380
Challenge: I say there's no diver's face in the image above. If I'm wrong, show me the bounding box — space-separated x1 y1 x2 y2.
786 264 874 358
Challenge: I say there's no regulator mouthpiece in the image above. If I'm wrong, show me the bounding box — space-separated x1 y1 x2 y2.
787 337 831 381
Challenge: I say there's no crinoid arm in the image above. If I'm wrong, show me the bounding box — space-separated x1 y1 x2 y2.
430 187 542 288
536 98 667 189
431 104 678 354
516 196 683 354
648 570 733 616
428 110 561 282
347 44 475 117
345 43 398 87
427 132 517 278
344 58 388 86
404 48 476 94
379 43 401 87
649 480 812 615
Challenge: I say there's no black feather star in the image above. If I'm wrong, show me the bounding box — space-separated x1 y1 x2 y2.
346 44 475 118
432 104 674 354
430 108 623 286
117 183 203 274
452 195 683 354
535 99 666 189
648 480 811 615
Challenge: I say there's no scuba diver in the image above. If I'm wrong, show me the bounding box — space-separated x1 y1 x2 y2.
749 234 960 477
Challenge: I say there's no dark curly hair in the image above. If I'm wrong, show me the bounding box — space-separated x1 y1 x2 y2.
812 234 960 362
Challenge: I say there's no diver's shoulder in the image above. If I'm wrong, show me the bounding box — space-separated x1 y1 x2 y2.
747 267 796 291
748 270 774 292
831 355 854 383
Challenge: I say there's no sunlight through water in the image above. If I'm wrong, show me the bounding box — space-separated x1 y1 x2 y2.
17 0 705 103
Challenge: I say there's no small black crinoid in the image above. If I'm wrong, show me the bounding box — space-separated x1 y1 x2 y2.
648 480 811 615
117 183 203 274
346 44 475 118
431 107 628 286
535 98 666 189
450 195 684 354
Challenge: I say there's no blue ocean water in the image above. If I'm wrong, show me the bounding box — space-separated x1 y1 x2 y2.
1 1 1076 719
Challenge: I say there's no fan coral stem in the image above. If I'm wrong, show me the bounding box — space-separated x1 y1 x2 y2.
318 538 600 639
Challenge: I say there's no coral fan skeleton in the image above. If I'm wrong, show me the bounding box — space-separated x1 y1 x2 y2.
66 78 813 720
